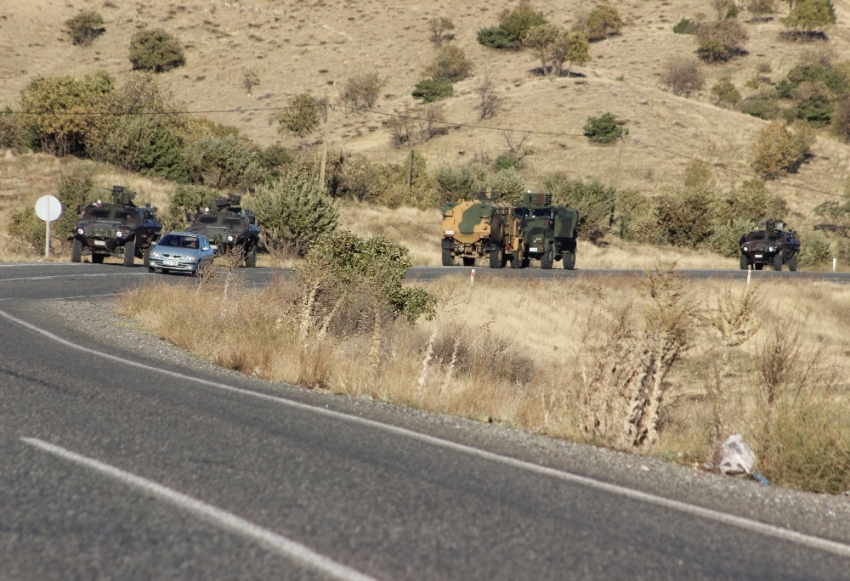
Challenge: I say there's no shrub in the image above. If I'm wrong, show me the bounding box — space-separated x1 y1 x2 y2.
276 93 324 137
584 4 623 41
832 92 850 142
752 121 811 179
434 162 489 203
583 112 623 143
797 229 832 266
248 175 338 255
710 0 735 20
747 0 777 18
651 187 716 247
789 81 834 127
7 208 44 254
484 168 526 204
695 19 748 62
242 69 260 94
164 184 220 230
477 26 515 49
129 29 185 72
326 151 378 202
305 230 436 323
425 45 473 82
541 173 616 232
64 11 105 46
740 93 782 120
341 72 384 110
183 132 265 189
474 72 501 120
715 179 788 223
711 76 741 104
707 218 755 257
412 78 453 103
683 160 712 188
494 154 520 171
661 58 705 97
782 0 836 38
428 16 455 47
0 108 28 150
673 18 699 34
614 188 654 241
499 0 547 45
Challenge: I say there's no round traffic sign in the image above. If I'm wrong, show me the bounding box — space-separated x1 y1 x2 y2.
35 195 62 222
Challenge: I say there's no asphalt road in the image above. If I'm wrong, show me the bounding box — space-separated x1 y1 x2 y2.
2 262 850 580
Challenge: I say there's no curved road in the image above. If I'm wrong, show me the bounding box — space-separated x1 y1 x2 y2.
2 262 850 580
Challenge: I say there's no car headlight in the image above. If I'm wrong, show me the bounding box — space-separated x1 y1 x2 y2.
184 255 197 262
150 251 161 258
227 235 234 242
768 246 775 252
116 231 124 238
743 246 748 251
77 228 85 235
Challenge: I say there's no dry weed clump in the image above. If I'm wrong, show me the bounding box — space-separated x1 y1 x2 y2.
120 273 850 494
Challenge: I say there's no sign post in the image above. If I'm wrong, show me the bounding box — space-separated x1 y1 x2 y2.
35 195 62 259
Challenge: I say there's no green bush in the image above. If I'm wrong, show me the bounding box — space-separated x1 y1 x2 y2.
673 18 699 34
412 78 453 103
183 132 265 189
164 184 220 230
477 26 515 49
706 218 754 258
434 162 489 203
306 230 436 323
715 179 788 224
7 208 44 254
541 173 616 232
276 93 324 137
583 112 623 143
0 108 28 150
740 94 782 120
585 4 623 41
425 45 473 82
782 0 836 37
129 29 185 72
494 154 520 171
711 77 741 104
486 168 526 204
64 11 105 46
614 188 653 241
651 187 716 247
725 4 740 18
248 176 338 255
798 229 832 266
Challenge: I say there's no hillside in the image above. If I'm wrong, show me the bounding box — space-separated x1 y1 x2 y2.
2 0 850 264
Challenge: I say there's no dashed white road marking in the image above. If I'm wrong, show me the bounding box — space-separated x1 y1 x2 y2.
3 307 850 560
22 438 382 581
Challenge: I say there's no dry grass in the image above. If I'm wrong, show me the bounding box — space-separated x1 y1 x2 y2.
120 270 850 493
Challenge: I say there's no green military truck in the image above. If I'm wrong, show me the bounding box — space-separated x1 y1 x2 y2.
507 193 579 270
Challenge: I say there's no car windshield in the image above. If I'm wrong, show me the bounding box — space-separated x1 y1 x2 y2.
159 234 200 249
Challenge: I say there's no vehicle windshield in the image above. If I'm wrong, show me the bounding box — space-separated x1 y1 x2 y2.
159 234 201 249
224 217 247 228
195 215 219 225
746 232 767 241
531 208 551 218
513 208 530 218
82 207 111 219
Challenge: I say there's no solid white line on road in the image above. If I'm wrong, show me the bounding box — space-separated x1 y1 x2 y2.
21 437 382 581
0 273 147 283
4 307 850 560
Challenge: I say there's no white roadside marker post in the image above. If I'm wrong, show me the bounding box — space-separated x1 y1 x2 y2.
470 268 475 285
35 195 63 260
834 258 838 272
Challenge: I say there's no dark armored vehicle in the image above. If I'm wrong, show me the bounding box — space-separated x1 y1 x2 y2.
739 219 801 272
71 186 162 267
186 194 260 267
510 193 579 270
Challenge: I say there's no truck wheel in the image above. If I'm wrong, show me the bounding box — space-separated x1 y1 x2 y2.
246 245 257 268
92 253 105 264
71 238 82 263
773 254 782 272
562 250 576 270
740 254 750 270
489 248 505 268
490 214 504 245
540 247 553 270
788 255 798 272
143 245 152 268
123 239 135 267
511 247 524 269
462 257 475 267
441 247 454 267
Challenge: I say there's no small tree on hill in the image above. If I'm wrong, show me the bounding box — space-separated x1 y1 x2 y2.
696 19 748 62
64 11 105 46
276 93 324 137
585 4 624 41
752 120 812 179
562 31 591 78
782 0 836 39
341 72 384 110
524 24 563 76
584 112 623 143
425 45 473 82
661 58 705 97
499 0 548 45
428 17 455 47
129 29 185 72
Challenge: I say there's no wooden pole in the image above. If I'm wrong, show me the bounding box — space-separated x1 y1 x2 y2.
407 147 414 191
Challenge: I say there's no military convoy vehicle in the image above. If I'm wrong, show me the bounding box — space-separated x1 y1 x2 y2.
71 186 162 267
739 219 801 272
186 194 261 267
441 192 516 267
510 193 579 270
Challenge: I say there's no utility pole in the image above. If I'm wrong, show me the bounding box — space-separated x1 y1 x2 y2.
319 80 335 187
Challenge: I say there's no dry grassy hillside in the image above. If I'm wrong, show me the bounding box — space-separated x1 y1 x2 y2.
3 0 850 261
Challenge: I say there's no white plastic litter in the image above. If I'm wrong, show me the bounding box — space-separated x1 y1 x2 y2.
718 434 756 476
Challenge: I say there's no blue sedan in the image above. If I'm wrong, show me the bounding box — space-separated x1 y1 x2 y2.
147 232 215 276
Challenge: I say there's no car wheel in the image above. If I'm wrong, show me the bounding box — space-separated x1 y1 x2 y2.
773 254 782 272
91 253 105 264
441 247 454 267
788 254 798 272
246 245 257 268
71 238 82 263
740 253 749 270
123 238 135 267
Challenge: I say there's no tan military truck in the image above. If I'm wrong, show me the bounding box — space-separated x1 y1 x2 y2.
441 192 520 267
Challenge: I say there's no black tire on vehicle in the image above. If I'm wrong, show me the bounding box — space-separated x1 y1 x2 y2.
462 257 475 267
788 254 798 272
91 253 105 264
71 238 82 263
246 245 257 267
511 247 524 269
148 266 155 273
143 245 152 267
740 253 749 270
562 250 576 270
123 238 135 267
490 213 504 245
441 247 454 267
540 246 553 270
489 248 504 268
161 268 170 275
773 253 782 271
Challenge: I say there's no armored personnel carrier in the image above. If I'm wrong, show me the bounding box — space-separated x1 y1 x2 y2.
441 191 516 267
509 193 579 270
186 194 261 267
70 186 162 267
739 219 801 271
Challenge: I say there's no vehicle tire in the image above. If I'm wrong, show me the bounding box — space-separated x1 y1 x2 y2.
161 268 170 275
148 266 155 273
788 254 798 272
91 253 105 264
740 254 749 270
143 245 152 267
511 247 524 269
490 213 504 245
246 245 257 268
562 250 576 271
123 238 135 267
754 263 764 271
489 248 504 268
540 246 553 270
462 257 475 267
773 254 782 272
441 247 454 267
71 238 82 263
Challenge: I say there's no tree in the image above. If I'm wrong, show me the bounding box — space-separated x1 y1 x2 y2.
276 93 324 137
783 0 836 38
242 69 260 95
524 24 563 75
341 72 384 109
584 112 623 143
425 45 473 81
695 19 748 62
428 17 455 46
752 121 812 179
585 4 624 41
64 11 105 46
183 132 265 189
499 0 548 45
661 58 705 97
561 31 591 78
474 72 501 119
129 29 185 72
